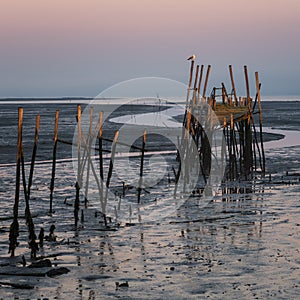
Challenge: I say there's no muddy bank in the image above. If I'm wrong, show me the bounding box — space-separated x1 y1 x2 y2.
0 100 300 299
0 145 299 299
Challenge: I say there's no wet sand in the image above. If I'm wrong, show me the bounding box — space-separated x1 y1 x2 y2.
0 100 299 299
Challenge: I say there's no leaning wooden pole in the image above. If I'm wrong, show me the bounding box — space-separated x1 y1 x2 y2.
229 65 238 106
202 65 211 99
244 66 253 177
28 115 40 200
21 155 39 259
255 72 265 174
98 112 104 182
21 115 40 258
103 130 119 226
186 59 195 108
197 65 204 103
84 107 93 207
192 65 199 107
74 105 81 226
50 110 59 214
137 130 146 203
9 107 23 257
179 58 195 192
250 89 263 172
244 65 252 111
183 58 195 127
98 111 104 208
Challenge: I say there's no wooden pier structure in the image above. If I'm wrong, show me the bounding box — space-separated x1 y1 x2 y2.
181 58 265 183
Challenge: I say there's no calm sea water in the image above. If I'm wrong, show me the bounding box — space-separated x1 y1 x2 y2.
0 97 299 164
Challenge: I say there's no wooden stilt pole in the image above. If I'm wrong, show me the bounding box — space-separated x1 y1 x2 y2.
197 65 204 103
222 118 227 176
98 112 104 182
79 123 103 224
225 116 231 180
49 110 59 214
255 72 265 175
183 110 193 192
238 120 245 177
84 107 93 207
244 65 251 110
191 65 200 112
229 114 234 180
98 111 104 210
137 130 146 203
9 107 23 257
221 82 229 104
244 66 253 177
250 88 263 173
104 130 119 226
245 114 253 178
229 65 238 106
202 65 211 99
174 137 183 196
74 105 81 226
185 59 195 110
22 115 40 258
28 115 40 200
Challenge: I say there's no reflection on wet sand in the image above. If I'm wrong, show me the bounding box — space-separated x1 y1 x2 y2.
0 101 300 299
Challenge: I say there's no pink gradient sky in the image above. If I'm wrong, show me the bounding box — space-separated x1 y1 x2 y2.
0 0 299 97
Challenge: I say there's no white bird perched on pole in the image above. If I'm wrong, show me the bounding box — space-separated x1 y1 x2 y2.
187 54 196 61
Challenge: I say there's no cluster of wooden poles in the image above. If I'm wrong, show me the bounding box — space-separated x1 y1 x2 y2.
180 59 266 183
9 108 40 258
70 105 149 227
8 104 149 257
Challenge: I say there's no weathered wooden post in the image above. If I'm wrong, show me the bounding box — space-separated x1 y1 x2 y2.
98 111 104 211
229 114 234 180
28 115 40 200
202 65 211 99
185 58 195 112
74 105 81 226
229 65 238 106
221 82 229 104
103 130 119 226
22 115 40 258
197 65 204 103
222 117 227 175
9 107 23 257
192 64 200 110
244 66 253 177
255 72 265 175
137 130 146 203
84 106 94 207
50 110 60 214
244 66 251 110
98 111 104 182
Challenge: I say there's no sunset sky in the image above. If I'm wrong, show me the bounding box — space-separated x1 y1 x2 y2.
0 0 299 97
